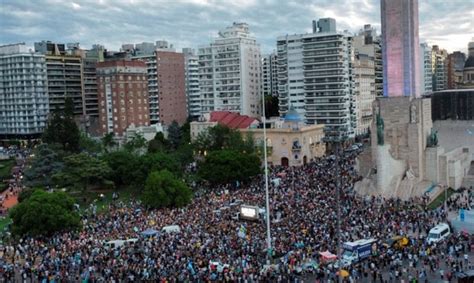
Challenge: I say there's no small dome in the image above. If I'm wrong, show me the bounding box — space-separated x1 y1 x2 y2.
464 56 474 69
284 107 302 122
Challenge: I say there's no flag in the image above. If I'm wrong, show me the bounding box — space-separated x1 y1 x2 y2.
238 225 246 239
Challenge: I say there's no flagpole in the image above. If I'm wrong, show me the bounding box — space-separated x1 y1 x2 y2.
262 93 272 264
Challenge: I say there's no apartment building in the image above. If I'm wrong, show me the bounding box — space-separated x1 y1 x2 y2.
34 41 84 115
96 60 150 136
0 43 49 138
183 48 201 120
198 22 261 117
262 52 279 97
277 18 356 140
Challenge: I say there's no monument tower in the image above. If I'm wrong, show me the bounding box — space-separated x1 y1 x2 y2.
369 0 434 197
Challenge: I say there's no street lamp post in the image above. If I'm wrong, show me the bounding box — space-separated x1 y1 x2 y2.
262 95 272 264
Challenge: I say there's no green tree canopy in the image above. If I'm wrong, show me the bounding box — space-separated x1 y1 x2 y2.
102 150 142 188
42 97 80 152
101 133 117 153
9 190 81 236
193 124 255 154
53 153 112 191
141 170 192 209
23 144 64 188
198 149 261 184
167 120 182 150
79 133 102 154
148 132 170 153
139 152 181 178
123 133 147 154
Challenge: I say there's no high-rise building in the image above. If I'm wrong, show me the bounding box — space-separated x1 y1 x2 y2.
431 45 448 91
0 43 49 138
96 60 150 137
133 48 187 125
419 43 433 95
354 24 383 97
155 51 187 125
198 23 261 117
183 48 201 120
262 52 279 97
463 41 474 87
353 26 379 136
447 51 466 89
82 45 105 118
34 41 84 115
381 0 421 97
277 18 356 140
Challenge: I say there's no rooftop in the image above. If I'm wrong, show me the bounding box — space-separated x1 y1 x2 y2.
209 111 258 129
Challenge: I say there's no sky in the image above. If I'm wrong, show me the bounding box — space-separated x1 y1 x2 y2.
0 0 473 54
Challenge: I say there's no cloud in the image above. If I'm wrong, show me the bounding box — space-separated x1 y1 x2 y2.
0 0 472 54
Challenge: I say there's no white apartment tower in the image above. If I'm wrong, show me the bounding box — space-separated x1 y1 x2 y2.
352 25 379 136
183 48 201 120
0 43 49 138
277 18 356 140
198 23 261 117
262 52 279 97
419 43 433 95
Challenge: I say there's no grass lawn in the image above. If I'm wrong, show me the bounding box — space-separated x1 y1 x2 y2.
70 186 139 214
428 188 455 210
0 216 12 235
0 159 15 192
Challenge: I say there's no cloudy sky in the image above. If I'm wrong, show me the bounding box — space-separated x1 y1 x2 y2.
1 0 473 54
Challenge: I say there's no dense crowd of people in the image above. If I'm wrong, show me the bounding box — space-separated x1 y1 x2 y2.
0 149 473 282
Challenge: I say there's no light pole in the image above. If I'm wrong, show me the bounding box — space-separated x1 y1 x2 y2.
262 94 272 264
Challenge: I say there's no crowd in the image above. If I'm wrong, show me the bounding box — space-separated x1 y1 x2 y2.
0 147 28 216
0 149 473 282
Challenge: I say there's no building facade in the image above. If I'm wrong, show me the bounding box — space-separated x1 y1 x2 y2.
96 60 150 137
183 48 201 120
353 53 375 136
419 43 433 95
198 22 261 117
262 52 279 97
381 0 421 97
132 46 187 125
277 18 356 140
447 51 466 89
0 44 49 138
431 45 448 92
35 41 84 115
82 45 105 118
240 111 326 166
463 42 474 88
155 51 187 125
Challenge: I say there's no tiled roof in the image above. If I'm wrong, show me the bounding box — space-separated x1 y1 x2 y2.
209 111 258 129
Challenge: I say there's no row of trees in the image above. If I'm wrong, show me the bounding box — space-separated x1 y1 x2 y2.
14 103 262 236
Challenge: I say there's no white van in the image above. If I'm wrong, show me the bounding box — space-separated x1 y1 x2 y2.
427 223 451 244
162 225 181 234
105 238 138 249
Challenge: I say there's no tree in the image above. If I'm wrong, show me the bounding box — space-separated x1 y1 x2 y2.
123 133 147 154
139 152 181 178
141 170 192 209
101 133 117 153
53 153 112 191
102 150 142 187
42 97 80 152
264 95 279 118
148 132 170 153
198 150 261 184
193 124 255 154
79 133 102 154
167 121 182 150
9 190 81 236
23 144 64 188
